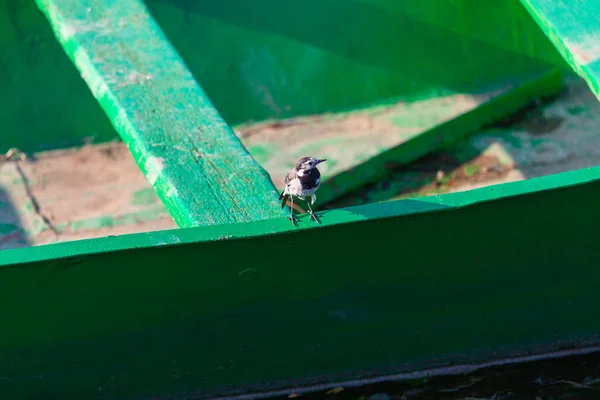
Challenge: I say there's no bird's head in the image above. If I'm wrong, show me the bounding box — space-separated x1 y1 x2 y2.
295 156 326 172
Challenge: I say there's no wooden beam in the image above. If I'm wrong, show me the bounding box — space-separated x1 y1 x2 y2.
36 0 287 227
2 165 600 398
520 0 600 100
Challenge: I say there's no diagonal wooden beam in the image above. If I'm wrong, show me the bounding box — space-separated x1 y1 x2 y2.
36 0 287 228
520 0 600 100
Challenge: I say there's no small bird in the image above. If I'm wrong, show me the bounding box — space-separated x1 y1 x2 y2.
278 156 327 225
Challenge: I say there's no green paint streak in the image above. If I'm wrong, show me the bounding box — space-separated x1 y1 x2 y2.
21 201 33 213
35 0 287 227
0 0 118 154
60 206 170 232
463 164 480 177
1 166 600 398
131 187 159 206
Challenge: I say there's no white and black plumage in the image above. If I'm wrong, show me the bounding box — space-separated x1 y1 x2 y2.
278 156 326 225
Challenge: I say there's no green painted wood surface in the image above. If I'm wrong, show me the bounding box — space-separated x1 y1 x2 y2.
0 0 569 156
0 0 119 154
520 0 600 99
35 0 287 227
1 166 600 399
145 0 569 125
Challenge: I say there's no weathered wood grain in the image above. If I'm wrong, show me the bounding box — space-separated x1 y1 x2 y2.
35 0 287 227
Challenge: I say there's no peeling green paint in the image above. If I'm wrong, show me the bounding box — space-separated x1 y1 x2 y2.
131 188 159 206
463 164 480 177
61 206 171 232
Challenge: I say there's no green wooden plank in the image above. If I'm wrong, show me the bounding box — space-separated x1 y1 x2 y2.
144 0 568 125
35 0 287 228
1 166 600 398
520 0 600 99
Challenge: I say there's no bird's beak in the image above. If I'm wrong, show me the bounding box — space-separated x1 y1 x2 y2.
316 159 327 164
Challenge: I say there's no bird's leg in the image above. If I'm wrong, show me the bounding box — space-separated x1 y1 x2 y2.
287 196 298 226
305 198 321 224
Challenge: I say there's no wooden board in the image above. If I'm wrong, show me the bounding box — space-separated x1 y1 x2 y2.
35 0 568 223
35 0 287 228
144 0 569 126
2 164 600 399
0 143 176 250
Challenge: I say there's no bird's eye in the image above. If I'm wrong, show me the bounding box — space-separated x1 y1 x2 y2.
309 162 313 166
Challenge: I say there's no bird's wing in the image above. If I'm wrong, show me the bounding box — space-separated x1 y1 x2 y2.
280 194 290 209
278 170 296 208
284 170 295 185
278 170 296 200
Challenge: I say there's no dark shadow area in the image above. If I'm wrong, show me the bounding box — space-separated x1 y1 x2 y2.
0 0 119 154
0 183 31 250
262 350 600 400
145 0 568 124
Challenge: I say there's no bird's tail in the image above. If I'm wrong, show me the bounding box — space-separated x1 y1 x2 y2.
278 189 284 200
280 194 290 209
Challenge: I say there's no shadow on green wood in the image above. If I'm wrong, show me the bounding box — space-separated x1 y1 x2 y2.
0 0 118 154
146 0 568 124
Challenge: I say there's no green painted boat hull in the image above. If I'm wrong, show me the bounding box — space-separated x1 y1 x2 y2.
1 0 599 399
0 0 566 154
144 0 568 124
2 168 600 399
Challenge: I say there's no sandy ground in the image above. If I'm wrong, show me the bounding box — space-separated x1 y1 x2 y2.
0 142 177 250
0 76 598 249
324 75 600 208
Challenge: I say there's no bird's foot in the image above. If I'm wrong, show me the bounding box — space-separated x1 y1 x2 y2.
287 213 299 226
308 210 321 224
